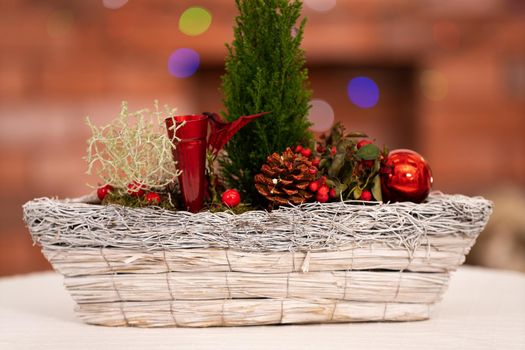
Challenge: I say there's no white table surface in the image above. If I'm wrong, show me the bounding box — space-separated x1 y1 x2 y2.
1 266 524 350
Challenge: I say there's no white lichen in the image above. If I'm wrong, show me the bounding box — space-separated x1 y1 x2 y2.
85 101 182 191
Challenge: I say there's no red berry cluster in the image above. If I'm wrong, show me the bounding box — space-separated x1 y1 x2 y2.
295 145 321 168
294 145 342 203
294 145 334 203
294 138 378 203
308 176 338 203
97 181 162 205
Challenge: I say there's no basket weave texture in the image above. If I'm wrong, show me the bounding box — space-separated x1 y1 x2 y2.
23 193 492 327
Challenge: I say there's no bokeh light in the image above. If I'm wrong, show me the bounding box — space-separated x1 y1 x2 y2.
179 7 212 36
347 77 380 109
304 0 337 12
308 99 335 132
420 70 448 101
102 0 128 10
47 10 74 39
168 48 200 78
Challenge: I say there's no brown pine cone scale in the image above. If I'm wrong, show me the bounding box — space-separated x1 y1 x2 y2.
254 148 318 206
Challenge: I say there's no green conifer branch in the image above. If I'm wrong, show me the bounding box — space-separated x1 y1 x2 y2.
220 0 312 204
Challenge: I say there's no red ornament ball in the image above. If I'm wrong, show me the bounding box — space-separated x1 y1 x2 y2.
380 149 433 203
97 184 114 201
145 192 161 205
222 189 241 208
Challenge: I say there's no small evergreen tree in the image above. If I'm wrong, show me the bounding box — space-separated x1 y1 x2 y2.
220 0 312 204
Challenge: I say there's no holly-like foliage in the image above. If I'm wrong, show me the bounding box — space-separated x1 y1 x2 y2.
318 123 387 201
220 0 313 205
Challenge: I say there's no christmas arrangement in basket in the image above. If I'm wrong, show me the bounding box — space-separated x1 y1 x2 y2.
23 0 492 328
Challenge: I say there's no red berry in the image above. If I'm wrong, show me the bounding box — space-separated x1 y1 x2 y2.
301 148 312 158
357 139 372 149
312 158 321 167
318 185 329 196
309 181 319 192
316 191 329 203
362 160 374 168
330 146 337 156
295 145 303 153
360 190 372 201
316 145 326 153
127 181 146 197
145 192 161 205
329 188 337 198
222 189 241 207
97 184 113 201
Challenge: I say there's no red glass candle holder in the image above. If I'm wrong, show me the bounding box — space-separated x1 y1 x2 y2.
165 115 208 213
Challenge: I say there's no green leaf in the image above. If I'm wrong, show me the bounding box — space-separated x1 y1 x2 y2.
374 159 381 172
353 186 362 199
336 183 348 197
328 154 345 177
325 178 336 187
372 174 382 202
345 131 368 138
319 158 329 170
356 144 380 160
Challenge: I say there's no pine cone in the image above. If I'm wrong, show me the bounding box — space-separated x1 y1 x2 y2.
254 148 317 206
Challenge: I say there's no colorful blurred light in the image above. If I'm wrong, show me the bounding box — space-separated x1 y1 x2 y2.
179 7 212 36
102 0 128 10
304 0 337 12
347 77 380 109
168 48 200 78
420 70 448 101
308 99 335 132
47 10 74 39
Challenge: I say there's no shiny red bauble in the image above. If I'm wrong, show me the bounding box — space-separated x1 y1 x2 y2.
222 189 241 208
380 149 433 204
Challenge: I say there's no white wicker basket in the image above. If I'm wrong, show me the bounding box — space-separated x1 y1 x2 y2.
23 193 492 327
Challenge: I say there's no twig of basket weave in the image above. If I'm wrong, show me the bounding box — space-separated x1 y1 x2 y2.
41 234 476 277
63 270 450 304
74 299 432 327
23 193 492 253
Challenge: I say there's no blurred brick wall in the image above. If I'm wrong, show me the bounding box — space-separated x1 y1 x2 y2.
0 0 524 275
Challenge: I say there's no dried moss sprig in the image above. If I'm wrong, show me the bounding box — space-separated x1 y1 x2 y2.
85 101 181 192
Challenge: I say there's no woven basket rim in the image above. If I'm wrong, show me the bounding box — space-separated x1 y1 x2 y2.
23 192 493 253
